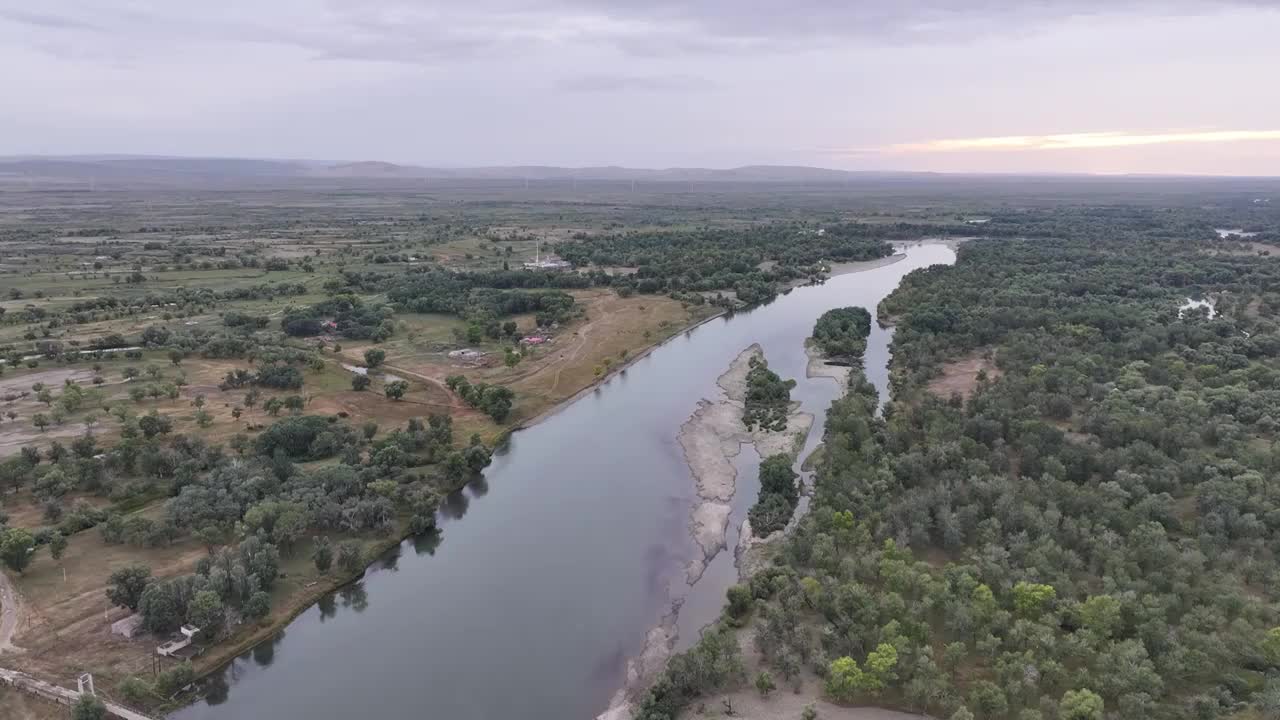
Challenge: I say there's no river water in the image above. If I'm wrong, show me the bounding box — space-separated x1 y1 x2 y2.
171 241 956 720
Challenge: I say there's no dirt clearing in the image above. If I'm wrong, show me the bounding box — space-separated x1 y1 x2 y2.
926 351 999 401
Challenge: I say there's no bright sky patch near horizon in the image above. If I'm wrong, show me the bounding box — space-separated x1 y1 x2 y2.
2 0 1278 175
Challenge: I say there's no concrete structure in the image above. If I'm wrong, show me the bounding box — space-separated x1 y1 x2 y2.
0 667 156 720
156 624 199 657
110 614 143 639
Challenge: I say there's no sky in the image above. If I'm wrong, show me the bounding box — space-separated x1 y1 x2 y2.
2 0 1279 174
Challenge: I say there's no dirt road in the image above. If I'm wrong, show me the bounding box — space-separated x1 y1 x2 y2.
0 568 25 654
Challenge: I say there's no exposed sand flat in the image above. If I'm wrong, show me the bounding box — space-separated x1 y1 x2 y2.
599 345 812 720
805 339 852 387
679 344 811 584
825 252 906 278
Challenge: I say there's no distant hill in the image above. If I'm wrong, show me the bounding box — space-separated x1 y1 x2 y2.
0 155 924 184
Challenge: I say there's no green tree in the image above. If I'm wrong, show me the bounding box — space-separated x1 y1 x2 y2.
862 643 899 693
49 532 68 560
0 528 36 574
1079 595 1123 638
187 590 225 639
312 536 334 574
72 694 107 720
1060 689 1104 720
363 349 386 368
1013 581 1056 617
384 380 409 400
244 591 271 621
138 411 172 438
352 374 371 391
106 563 153 611
826 656 863 702
755 670 776 697
338 540 365 574
32 413 50 432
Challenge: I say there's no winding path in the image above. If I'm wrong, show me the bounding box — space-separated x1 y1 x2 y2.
0 568 23 654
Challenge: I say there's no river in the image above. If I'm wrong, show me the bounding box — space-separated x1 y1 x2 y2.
171 241 957 720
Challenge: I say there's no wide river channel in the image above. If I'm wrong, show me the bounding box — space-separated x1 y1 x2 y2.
171 241 957 720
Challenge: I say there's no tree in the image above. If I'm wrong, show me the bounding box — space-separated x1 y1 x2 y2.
727 584 753 619
32 413 49 432
106 563 153 611
264 397 284 416
312 536 334 574
384 380 409 400
49 532 68 560
154 661 195 697
1013 581 1056 617
352 374 371 391
168 349 185 366
244 591 271 621
862 643 899 692
755 670 776 697
363 349 386 368
138 411 172 438
72 694 107 720
187 590 225 639
1079 595 1123 638
826 656 864 702
1060 689 1104 720
337 540 365 574
0 529 36 574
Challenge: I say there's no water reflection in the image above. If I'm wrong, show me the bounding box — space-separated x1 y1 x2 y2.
412 530 442 557
338 584 368 613
203 673 229 706
378 544 402 572
317 594 337 622
440 487 470 519
251 632 282 668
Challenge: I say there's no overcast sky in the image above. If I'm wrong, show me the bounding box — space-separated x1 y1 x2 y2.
3 0 1278 174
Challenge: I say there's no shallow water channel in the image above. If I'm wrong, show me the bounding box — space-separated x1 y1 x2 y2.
170 241 956 720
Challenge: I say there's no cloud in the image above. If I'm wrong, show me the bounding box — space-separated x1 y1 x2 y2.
2 0 1271 65
555 73 714 93
838 129 1280 154
0 8 101 31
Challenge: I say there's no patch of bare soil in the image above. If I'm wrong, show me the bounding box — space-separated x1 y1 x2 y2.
926 352 999 401
0 686 66 720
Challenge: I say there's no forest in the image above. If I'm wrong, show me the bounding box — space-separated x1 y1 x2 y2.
639 207 1280 720
811 306 873 365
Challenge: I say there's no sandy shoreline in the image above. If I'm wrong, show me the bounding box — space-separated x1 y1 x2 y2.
826 252 906 278
599 345 812 720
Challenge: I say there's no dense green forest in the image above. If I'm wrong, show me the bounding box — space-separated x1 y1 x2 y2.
743 358 796 432
641 210 1280 720
812 306 873 364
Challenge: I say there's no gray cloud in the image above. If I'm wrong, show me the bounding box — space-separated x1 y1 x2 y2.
3 0 1271 65
555 74 715 93
0 8 101 31
0 0 1275 173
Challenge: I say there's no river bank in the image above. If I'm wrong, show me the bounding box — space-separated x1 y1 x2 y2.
599 345 813 720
